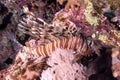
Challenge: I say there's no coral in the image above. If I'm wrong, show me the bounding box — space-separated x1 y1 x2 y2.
57 0 84 11
0 0 120 80
57 0 99 26
0 48 88 80
95 29 120 47
84 0 99 26
40 48 88 80
108 0 120 10
90 0 111 14
53 4 120 47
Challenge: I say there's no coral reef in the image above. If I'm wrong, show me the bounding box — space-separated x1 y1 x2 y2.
41 49 88 80
0 49 88 80
0 0 120 80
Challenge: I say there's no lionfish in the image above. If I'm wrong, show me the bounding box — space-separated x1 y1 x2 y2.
17 13 101 58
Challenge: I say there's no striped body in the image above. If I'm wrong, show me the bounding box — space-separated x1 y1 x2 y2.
23 35 90 57
17 15 100 58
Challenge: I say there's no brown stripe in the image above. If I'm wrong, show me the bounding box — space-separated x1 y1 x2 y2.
54 40 57 49
49 43 52 54
45 44 49 56
40 46 44 56
43 45 48 57
64 38 69 49
48 43 52 55
72 37 76 49
71 37 74 49
52 41 55 51
56 39 59 48
60 39 63 48
68 37 72 49
81 40 87 54
74 37 78 49
36 47 41 56
46 44 50 56
37 47 41 56
63 38 66 48
79 37 84 51
76 37 80 52
46 43 51 56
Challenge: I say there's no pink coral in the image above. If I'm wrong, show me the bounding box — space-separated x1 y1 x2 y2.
41 48 88 80
0 48 88 80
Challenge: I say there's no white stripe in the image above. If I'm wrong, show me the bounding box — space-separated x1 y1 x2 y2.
81 40 87 53
62 38 66 48
48 43 52 55
41 46 45 56
36 47 40 56
71 37 76 49
50 43 53 54
76 38 80 48
45 44 49 56
79 38 84 51
71 37 74 49
57 39 61 48
67 37 72 49
38 47 42 56
54 40 57 49
18 24 24 28
20 20 26 25
77 38 84 54
71 37 75 49
31 49 37 55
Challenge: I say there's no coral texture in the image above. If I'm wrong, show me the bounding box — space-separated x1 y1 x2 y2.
40 48 88 80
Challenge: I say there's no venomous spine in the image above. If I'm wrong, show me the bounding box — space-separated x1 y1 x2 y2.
17 15 100 58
